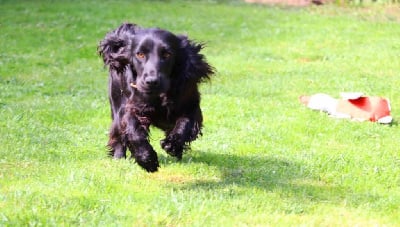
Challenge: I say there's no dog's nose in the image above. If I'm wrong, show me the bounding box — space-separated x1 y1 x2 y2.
144 76 159 87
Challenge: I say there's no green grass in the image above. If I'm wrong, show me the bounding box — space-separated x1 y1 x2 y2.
1 0 400 225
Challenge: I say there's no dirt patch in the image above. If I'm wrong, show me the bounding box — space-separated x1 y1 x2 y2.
385 5 400 21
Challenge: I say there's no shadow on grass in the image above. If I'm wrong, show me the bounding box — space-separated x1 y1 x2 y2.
157 149 391 215
175 151 348 205
164 150 392 215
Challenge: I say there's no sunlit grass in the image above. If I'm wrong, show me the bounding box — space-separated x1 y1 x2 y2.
1 0 399 225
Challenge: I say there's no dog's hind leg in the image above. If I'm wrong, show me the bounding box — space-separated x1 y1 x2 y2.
110 142 127 159
107 120 127 159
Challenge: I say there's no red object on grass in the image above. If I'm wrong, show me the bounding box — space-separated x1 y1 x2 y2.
300 93 392 124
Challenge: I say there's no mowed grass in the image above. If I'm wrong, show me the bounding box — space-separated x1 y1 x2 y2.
1 0 400 225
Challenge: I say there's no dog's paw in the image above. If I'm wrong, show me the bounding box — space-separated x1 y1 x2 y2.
161 136 183 160
113 149 126 159
108 143 127 159
133 147 159 172
137 159 159 172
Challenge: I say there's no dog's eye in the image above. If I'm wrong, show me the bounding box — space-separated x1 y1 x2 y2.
136 52 145 59
162 52 171 59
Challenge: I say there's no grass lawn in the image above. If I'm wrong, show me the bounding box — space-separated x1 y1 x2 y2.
1 0 400 225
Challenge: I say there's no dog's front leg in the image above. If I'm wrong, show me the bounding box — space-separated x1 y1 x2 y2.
122 108 159 172
161 110 203 159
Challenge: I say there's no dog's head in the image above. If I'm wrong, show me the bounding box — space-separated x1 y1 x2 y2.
99 23 214 98
130 29 180 97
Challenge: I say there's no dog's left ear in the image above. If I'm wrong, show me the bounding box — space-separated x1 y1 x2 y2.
98 23 139 72
176 35 214 82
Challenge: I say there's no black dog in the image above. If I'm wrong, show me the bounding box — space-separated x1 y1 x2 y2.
98 23 214 172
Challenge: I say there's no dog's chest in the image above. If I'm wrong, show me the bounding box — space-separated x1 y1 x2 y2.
133 99 175 131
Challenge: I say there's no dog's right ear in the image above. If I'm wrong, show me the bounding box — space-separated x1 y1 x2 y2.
98 23 140 72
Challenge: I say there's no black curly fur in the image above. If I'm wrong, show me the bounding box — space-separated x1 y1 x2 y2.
98 23 214 172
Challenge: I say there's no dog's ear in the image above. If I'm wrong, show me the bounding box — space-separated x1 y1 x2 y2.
176 35 214 82
98 23 139 72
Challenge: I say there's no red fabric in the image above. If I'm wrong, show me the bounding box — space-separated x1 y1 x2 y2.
337 97 390 122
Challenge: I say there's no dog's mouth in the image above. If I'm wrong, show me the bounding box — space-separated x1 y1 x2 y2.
130 83 138 89
131 83 165 97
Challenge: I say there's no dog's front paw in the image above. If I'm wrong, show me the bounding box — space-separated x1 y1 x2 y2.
137 158 159 172
133 146 159 172
161 135 183 160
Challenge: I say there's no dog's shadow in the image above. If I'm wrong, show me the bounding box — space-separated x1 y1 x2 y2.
158 150 350 208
